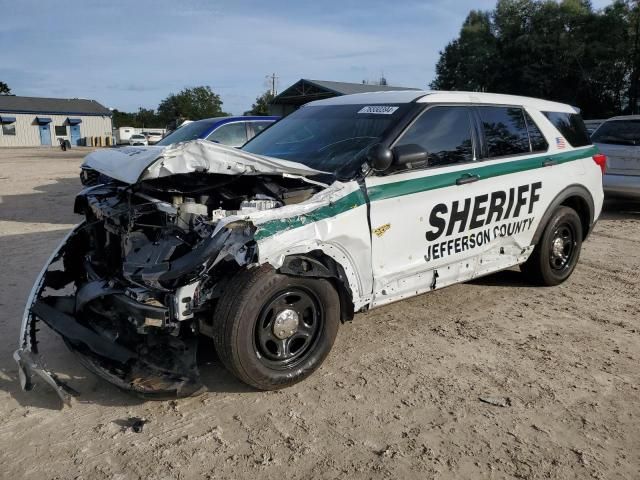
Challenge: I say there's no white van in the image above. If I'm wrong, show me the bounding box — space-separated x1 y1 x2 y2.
16 91 605 403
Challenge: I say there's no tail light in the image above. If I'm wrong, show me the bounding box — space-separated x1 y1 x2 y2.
592 153 607 175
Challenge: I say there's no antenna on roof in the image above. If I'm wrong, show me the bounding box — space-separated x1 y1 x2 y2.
265 73 279 96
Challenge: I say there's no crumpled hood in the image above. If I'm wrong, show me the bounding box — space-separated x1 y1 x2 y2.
82 139 326 184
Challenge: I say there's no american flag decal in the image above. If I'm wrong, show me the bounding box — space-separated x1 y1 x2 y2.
556 137 566 149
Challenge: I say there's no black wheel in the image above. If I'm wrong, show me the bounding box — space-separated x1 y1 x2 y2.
521 206 583 286
212 265 340 390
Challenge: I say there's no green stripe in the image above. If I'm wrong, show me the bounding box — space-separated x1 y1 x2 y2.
255 146 597 240
367 146 597 202
254 189 366 241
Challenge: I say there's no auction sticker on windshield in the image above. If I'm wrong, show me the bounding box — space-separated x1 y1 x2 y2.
358 106 399 114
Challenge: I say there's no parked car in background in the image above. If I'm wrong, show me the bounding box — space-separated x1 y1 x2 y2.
584 119 604 135
155 116 279 148
129 134 148 146
591 116 640 199
142 131 163 144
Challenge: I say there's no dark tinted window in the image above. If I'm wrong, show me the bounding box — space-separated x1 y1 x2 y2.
543 112 591 147
525 112 548 152
591 119 640 146
395 106 473 167
478 107 530 157
55 125 66 136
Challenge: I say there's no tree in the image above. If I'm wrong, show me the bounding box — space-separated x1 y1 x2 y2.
157 86 227 125
111 108 164 128
244 90 275 116
430 0 640 118
0 81 11 95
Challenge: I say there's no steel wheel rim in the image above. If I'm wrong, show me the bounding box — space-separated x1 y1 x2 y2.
549 222 576 271
253 287 323 369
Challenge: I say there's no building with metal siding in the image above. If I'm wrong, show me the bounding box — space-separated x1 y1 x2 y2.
269 79 420 116
0 96 113 147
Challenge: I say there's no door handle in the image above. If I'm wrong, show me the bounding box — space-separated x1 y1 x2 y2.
456 174 479 185
543 158 558 167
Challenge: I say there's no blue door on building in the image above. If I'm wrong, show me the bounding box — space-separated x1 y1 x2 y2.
67 118 82 146
39 124 51 145
70 124 81 146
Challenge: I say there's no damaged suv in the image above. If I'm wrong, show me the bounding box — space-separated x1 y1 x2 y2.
16 91 605 404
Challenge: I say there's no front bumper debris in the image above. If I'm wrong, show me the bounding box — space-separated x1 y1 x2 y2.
15 224 204 406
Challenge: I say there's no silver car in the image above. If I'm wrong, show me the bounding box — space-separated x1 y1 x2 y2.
592 116 640 198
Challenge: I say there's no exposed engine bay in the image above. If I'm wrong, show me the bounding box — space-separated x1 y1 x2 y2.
15 164 324 402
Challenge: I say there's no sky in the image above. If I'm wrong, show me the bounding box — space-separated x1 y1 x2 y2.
0 0 614 115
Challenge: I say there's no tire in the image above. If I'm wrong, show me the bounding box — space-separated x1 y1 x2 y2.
212 265 340 390
521 206 583 286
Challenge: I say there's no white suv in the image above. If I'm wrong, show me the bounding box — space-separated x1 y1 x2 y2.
16 91 605 403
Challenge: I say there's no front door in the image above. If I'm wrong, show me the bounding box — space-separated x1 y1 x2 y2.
365 105 551 307
366 106 480 306
70 124 81 146
39 124 51 145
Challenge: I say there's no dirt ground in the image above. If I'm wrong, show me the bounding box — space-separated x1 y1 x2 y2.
0 147 638 480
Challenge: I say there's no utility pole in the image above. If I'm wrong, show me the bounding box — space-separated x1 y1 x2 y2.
266 73 279 96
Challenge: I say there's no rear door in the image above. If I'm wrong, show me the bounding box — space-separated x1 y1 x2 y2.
592 119 640 176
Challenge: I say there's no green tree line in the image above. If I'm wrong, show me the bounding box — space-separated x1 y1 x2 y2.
112 86 230 128
431 0 640 119
113 86 274 128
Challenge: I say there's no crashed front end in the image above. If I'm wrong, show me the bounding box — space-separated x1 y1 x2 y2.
15 142 324 404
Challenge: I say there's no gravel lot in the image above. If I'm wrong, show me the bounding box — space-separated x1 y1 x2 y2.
0 147 638 479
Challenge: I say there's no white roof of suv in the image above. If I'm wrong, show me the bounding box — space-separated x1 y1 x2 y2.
307 90 577 113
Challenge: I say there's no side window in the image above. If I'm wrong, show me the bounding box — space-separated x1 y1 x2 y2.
2 121 16 136
55 125 67 136
395 106 473 167
207 122 248 147
524 112 548 152
250 121 272 136
478 106 530 157
543 112 591 147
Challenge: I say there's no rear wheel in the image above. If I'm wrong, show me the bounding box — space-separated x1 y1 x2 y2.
521 206 583 286
212 265 340 390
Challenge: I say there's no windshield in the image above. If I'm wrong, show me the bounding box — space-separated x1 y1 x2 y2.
592 120 640 146
242 104 411 178
156 119 221 146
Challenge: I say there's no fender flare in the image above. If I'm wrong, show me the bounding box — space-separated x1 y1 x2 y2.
531 184 595 245
279 253 355 322
259 241 367 322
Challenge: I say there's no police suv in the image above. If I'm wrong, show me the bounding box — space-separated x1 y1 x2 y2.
17 90 605 401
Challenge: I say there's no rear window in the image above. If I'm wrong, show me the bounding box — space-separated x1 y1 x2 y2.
591 119 640 146
543 112 591 147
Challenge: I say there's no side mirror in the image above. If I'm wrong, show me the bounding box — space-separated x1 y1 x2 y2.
393 144 429 168
366 143 394 172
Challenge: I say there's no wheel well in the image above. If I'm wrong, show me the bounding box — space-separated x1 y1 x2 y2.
277 251 355 323
532 186 595 245
560 195 591 240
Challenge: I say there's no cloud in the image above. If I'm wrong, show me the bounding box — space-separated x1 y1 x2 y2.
0 0 617 114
